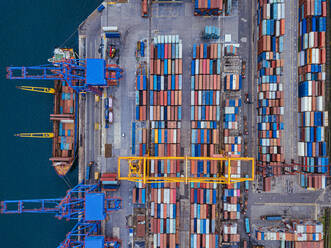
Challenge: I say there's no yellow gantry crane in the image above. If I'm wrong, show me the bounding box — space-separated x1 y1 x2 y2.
118 156 255 184
16 86 55 94
14 133 54 138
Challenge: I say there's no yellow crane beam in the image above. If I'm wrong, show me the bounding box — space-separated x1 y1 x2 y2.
14 133 54 138
118 156 254 184
16 86 55 94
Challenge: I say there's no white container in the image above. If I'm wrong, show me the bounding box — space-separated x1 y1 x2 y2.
316 96 324 111
161 75 164 90
198 91 202 105
266 4 270 19
197 219 201 234
160 106 164 121
179 43 182 58
150 106 154 120
195 60 199 75
102 26 118 32
298 142 305 156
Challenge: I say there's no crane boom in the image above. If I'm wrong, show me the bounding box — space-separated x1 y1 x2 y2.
17 86 55 94
14 133 54 138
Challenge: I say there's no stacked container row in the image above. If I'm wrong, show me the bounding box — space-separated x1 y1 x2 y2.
255 220 324 242
223 99 242 156
297 0 328 181
190 43 221 248
257 0 286 176
194 0 223 16
149 35 182 248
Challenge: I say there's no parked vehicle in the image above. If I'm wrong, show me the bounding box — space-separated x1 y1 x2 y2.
244 116 248 135
261 215 282 221
242 60 246 78
245 217 251 236
244 93 251 104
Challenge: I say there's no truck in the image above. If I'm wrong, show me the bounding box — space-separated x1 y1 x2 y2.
244 93 251 104
242 60 246 78
141 0 148 17
85 161 94 181
244 217 250 236
243 116 248 135
245 175 250 192
261 215 282 221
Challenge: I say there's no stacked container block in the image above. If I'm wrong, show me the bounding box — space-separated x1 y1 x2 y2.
149 35 182 248
223 98 242 156
297 0 329 177
224 45 239 56
190 43 221 248
256 0 285 176
224 74 242 91
194 0 223 16
136 74 148 121
222 222 240 244
255 220 324 242
300 173 326 190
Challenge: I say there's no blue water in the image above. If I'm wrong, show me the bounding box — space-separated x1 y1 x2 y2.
0 0 100 247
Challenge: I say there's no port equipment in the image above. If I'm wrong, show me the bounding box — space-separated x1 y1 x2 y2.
118 156 255 184
6 58 123 95
16 85 55 94
14 132 54 138
1 183 122 248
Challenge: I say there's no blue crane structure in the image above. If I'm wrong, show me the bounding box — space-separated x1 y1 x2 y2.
6 58 123 95
1 183 122 248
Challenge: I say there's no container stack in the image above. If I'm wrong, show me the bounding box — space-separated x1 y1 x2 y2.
221 182 241 247
132 182 146 205
255 220 324 242
149 35 182 248
190 182 219 247
191 43 222 157
223 98 242 156
300 174 326 190
194 0 223 16
136 74 148 121
222 182 241 220
203 26 220 40
224 74 242 91
150 182 178 248
222 223 240 244
263 176 272 192
190 43 221 248
224 44 238 56
137 128 148 156
286 241 324 248
297 0 328 178
256 0 285 177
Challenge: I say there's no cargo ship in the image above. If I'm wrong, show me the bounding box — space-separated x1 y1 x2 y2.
49 49 78 176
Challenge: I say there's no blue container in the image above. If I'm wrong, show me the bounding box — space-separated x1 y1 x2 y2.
164 59 168 74
105 32 120 38
141 188 146 203
193 44 197 59
140 41 144 57
191 60 195 75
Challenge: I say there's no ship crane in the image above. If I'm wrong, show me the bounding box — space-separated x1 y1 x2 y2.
1 183 122 248
7 58 123 96
16 86 55 94
14 132 54 138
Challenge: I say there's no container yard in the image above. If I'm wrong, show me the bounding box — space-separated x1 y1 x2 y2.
1 0 331 247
